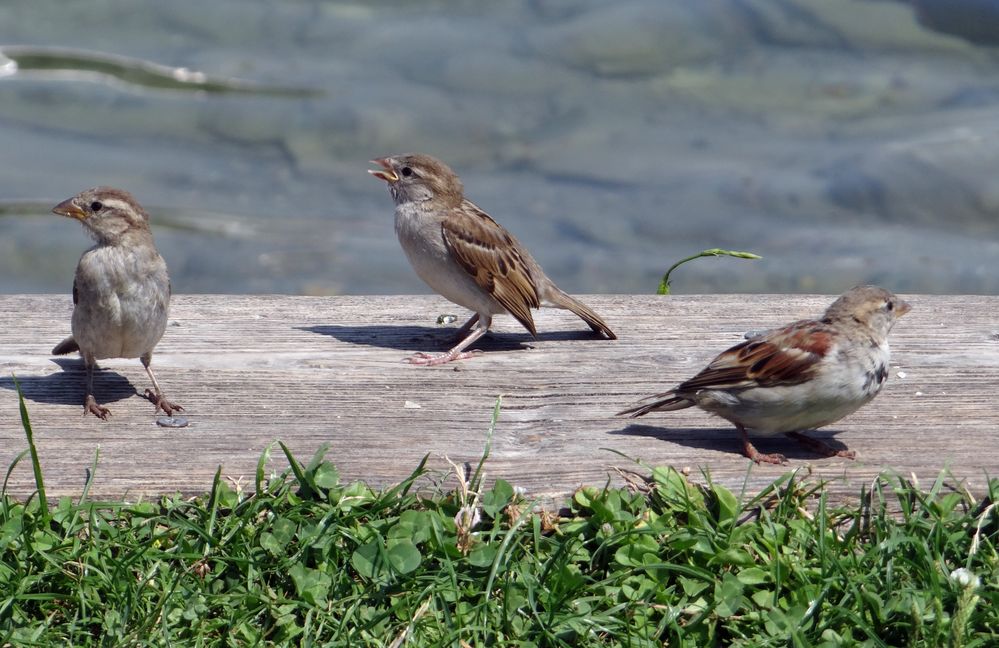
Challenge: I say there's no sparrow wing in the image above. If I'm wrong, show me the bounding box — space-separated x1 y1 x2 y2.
52 336 79 355
441 200 540 336
617 393 692 418
53 276 82 355
678 320 834 392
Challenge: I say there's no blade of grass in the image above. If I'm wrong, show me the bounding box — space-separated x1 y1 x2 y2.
657 248 761 295
483 500 530 604
468 396 501 493
255 441 276 496
13 375 47 520
3 449 30 497
279 441 314 499
204 465 223 555
77 445 100 506
382 453 430 501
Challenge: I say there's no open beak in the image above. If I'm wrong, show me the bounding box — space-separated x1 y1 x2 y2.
367 158 398 183
52 198 87 221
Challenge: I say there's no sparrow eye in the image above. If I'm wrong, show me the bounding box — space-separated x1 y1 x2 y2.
886 300 894 312
90 201 103 212
401 166 413 177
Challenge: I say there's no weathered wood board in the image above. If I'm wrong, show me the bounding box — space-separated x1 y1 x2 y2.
0 294 996 505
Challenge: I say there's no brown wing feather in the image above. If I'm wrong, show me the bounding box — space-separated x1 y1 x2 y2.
54 276 83 355
52 336 79 355
678 320 834 392
617 393 692 417
441 200 540 336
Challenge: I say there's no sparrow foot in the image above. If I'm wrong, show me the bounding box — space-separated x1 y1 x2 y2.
405 350 482 366
144 389 184 416
743 444 788 466
84 395 111 420
739 426 787 465
786 432 856 460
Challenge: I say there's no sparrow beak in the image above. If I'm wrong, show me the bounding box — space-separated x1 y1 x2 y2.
52 198 87 221
367 158 399 183
895 299 912 317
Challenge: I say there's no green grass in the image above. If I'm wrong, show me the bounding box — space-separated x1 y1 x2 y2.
2 391 996 646
656 248 762 295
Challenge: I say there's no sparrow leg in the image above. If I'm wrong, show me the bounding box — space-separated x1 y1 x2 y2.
141 354 183 416
786 431 856 460
452 313 480 342
83 357 111 420
408 315 490 366
738 425 787 465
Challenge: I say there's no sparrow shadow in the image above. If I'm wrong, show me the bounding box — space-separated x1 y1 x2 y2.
0 358 137 407
298 324 602 353
609 424 854 461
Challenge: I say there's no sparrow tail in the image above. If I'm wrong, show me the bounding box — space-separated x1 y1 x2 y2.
52 336 80 355
546 289 616 339
617 394 692 418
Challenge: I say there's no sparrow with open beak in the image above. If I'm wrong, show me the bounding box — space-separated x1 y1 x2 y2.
369 153 616 365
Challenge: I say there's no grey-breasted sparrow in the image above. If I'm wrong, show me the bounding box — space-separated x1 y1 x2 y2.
51 187 182 419
619 286 910 464
369 154 616 365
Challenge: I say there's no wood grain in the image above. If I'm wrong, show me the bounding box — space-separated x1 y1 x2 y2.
1 294 996 505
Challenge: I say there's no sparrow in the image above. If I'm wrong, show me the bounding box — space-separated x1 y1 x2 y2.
618 286 910 464
368 153 616 365
51 187 182 419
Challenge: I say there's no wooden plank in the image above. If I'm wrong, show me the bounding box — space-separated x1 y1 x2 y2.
0 294 996 505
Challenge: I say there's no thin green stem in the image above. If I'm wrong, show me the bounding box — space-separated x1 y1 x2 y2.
657 248 762 295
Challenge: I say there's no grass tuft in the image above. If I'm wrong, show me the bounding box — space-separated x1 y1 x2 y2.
1 397 996 645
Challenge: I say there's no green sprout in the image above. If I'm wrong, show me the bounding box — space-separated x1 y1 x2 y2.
657 248 762 295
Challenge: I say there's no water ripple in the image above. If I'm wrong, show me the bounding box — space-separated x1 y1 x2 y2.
0 200 258 239
0 45 320 97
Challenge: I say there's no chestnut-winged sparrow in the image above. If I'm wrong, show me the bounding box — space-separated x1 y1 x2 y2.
369 153 616 365
618 286 910 464
51 187 182 419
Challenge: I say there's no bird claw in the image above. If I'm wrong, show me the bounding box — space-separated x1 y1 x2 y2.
84 396 111 420
741 436 788 466
750 451 788 466
144 389 184 416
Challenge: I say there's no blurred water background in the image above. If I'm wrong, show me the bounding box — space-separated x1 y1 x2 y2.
1 0 997 296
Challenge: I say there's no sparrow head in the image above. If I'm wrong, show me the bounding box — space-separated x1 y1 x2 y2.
368 154 464 207
822 285 911 340
53 186 152 245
